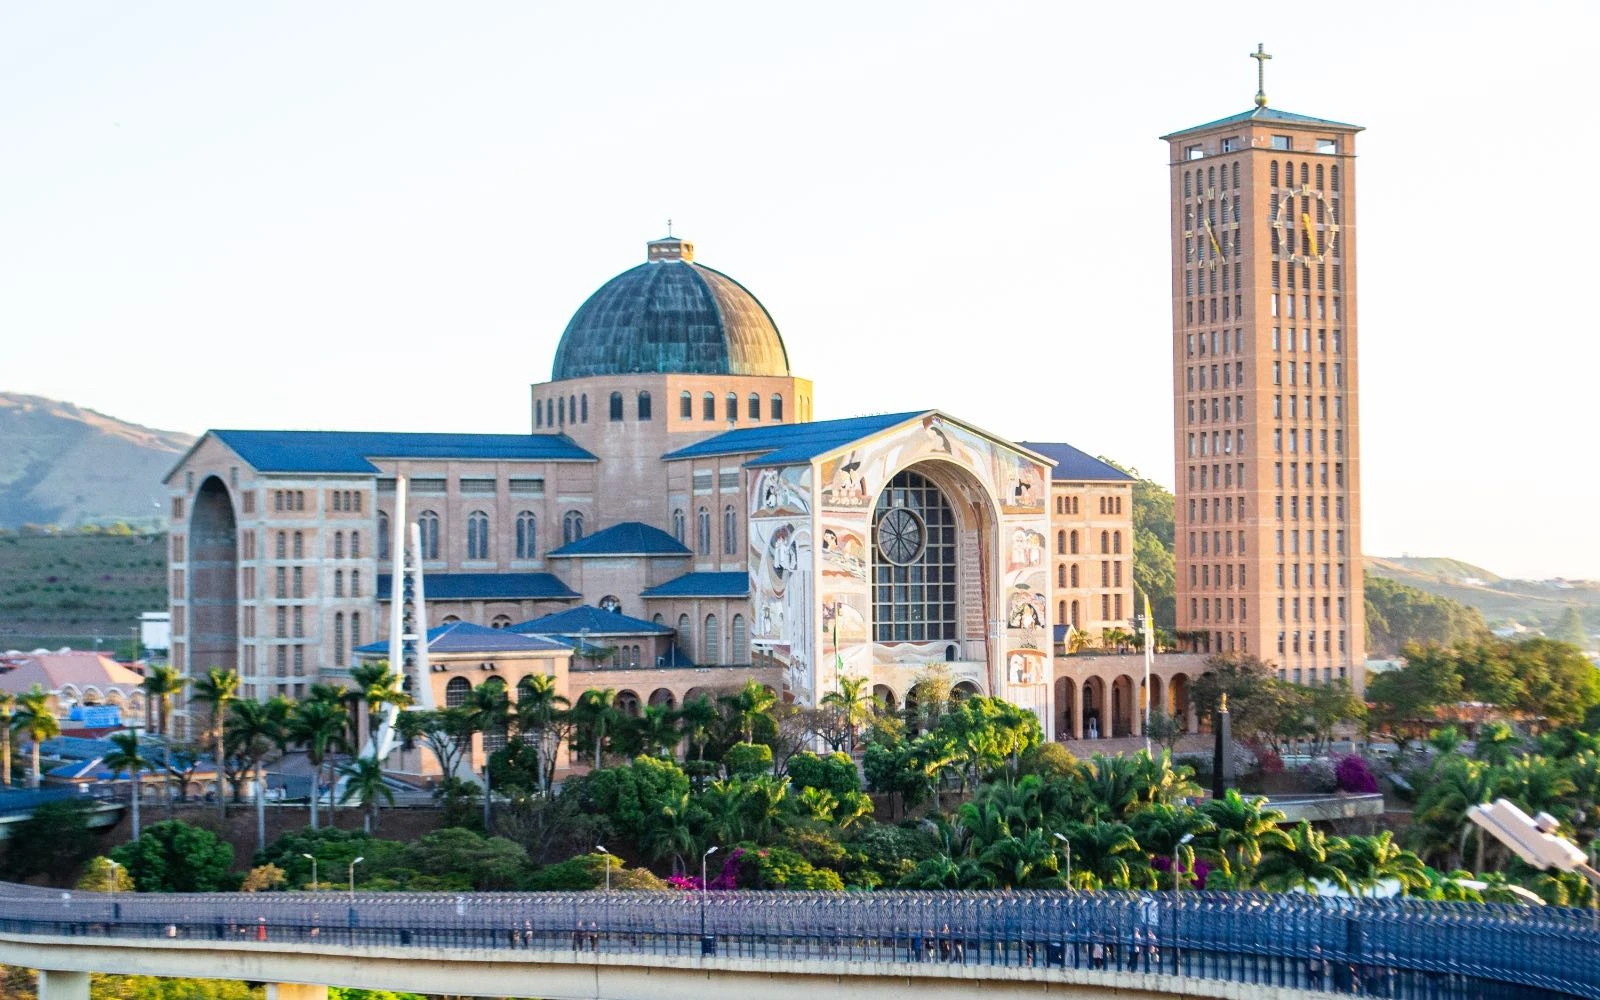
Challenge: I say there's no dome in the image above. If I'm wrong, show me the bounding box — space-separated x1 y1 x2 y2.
550 237 790 381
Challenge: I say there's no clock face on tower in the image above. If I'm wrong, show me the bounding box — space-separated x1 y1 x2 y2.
1274 186 1340 264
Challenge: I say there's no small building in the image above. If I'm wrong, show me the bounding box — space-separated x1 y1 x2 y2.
0 651 147 732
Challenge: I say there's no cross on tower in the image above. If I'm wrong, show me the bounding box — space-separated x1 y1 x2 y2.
666 218 673 237
1250 43 1272 108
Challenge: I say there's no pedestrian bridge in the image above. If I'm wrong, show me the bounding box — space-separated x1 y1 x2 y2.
0 882 1594 1000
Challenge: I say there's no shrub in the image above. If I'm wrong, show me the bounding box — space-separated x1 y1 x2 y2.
1335 754 1380 794
1 799 99 884
111 820 235 892
723 742 773 778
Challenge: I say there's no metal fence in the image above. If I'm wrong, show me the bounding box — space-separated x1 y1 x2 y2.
0 883 1595 999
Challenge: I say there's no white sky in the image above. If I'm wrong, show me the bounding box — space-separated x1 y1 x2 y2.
2 2 1596 580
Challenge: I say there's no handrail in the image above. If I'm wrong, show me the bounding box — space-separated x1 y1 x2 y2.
0 883 1594 999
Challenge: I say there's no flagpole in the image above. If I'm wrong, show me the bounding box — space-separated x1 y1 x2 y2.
1141 590 1154 757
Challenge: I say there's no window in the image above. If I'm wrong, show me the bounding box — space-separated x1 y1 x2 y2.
292 567 303 598
723 505 737 554
467 510 490 560
1058 564 1067 588
730 614 747 662
350 532 361 559
748 393 761 420
1100 530 1109 553
351 570 360 597
638 391 652 420
445 677 471 709
418 511 440 559
1185 144 1203 160
292 531 304 559
1056 531 1065 554
1112 531 1122 554
872 470 959 642
580 394 588 423
672 508 685 543
609 392 624 421
515 511 537 559
377 513 390 561
1070 530 1079 554
680 391 692 419
771 394 784 420
334 614 345 667
703 614 720 664
702 393 715 420
1070 564 1079 587
697 507 711 555
562 511 584 545
335 570 344 597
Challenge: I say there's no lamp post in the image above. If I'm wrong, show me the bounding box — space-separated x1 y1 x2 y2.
302 853 318 892
1174 833 1195 892
1053 832 1072 888
1470 798 1600 927
700 845 718 939
348 856 364 897
596 845 610 892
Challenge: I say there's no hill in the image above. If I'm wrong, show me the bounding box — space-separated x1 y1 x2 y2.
0 392 194 531
0 531 168 652
1365 555 1599 638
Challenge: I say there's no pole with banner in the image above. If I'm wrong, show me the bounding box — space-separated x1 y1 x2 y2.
1142 591 1154 757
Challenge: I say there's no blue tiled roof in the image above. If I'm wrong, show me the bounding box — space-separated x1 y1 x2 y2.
354 621 571 656
376 573 579 601
1160 106 1361 140
661 411 926 465
202 430 596 475
509 605 674 637
1053 625 1071 644
548 521 690 558
1018 441 1134 483
640 571 751 598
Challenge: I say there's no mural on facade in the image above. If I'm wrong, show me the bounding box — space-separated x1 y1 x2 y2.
751 467 811 519
749 466 816 703
819 522 868 581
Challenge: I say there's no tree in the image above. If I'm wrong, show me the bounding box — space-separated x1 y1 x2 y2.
1188 654 1278 736
1198 789 1291 888
570 688 618 770
399 707 474 783
0 799 97 883
1365 645 1464 745
1364 577 1489 656
12 684 60 789
1145 709 1184 753
112 820 235 892
1552 605 1588 649
77 855 134 892
907 664 953 731
140 662 188 740
103 729 153 839
720 680 777 745
227 695 290 854
630 703 682 759
1339 831 1429 896
288 698 349 829
349 660 412 754
338 757 395 833
820 675 873 752
189 666 239 818
512 674 571 792
0 691 14 788
1255 821 1352 894
678 695 719 762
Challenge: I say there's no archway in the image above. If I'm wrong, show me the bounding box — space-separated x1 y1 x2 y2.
190 477 238 700
1111 674 1136 737
951 680 980 701
872 684 898 713
648 688 676 710
1143 675 1164 733
1170 673 1192 733
1080 677 1105 740
613 690 641 718
1054 677 1076 739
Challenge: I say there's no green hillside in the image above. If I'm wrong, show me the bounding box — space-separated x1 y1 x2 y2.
1366 555 1600 637
0 530 167 652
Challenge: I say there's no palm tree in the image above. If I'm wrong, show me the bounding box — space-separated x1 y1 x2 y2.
513 675 571 794
1058 820 1152 890
821 676 873 752
13 685 60 789
976 829 1061 889
349 661 412 756
740 773 791 842
288 699 349 829
228 696 290 853
1256 821 1353 894
189 666 240 818
1474 721 1521 767
140 663 188 740
569 688 618 770
721 680 777 744
337 756 394 833
1129 802 1214 886
1410 756 1495 870
641 789 698 872
1199 789 1292 888
1340 831 1429 897
0 692 14 788
632 704 682 759
678 695 718 762
102 729 153 839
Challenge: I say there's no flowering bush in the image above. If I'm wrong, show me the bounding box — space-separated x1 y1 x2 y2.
1335 754 1380 794
1253 745 1284 775
665 847 744 890
1150 854 1213 889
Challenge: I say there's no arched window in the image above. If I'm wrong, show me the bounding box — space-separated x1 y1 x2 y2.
570 394 578 423
1113 531 1122 554
335 570 345 597
418 511 440 559
696 506 710 555
702 393 715 420
293 531 304 559
703 614 720 664
672 508 685 543
334 532 345 559
731 614 747 663
351 570 360 597
377 513 389 561
1316 164 1324 189
1057 565 1066 588
676 614 693 660
515 511 537 559
680 391 692 419
1069 530 1079 554
653 613 665 626
351 612 361 649
1271 160 1279 187
771 394 784 420
334 613 345 667
1070 601 1080 627
747 393 761 420
535 401 543 428
1070 564 1080 587
467 511 490 560
350 531 361 559
1056 531 1065 554
725 393 737 422
723 504 737 554
1100 530 1109 553
445 676 471 708
558 396 566 425
563 511 584 545
637 391 652 420
1057 601 1066 623
490 614 512 629
872 469 958 642
609 392 624 421
599 594 622 614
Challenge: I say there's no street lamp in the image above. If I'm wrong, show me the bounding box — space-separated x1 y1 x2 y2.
700 845 718 940
348 856 364 897
1174 833 1195 892
1470 798 1600 925
596 845 611 892
301 853 318 891
1053 832 1072 888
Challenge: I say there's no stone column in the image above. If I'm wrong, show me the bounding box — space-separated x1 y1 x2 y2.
36 971 89 1000
266 985 329 1000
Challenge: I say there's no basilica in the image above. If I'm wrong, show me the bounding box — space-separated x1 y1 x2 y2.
165 234 1137 750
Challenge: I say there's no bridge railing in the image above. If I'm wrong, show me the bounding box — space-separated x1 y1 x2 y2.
0 884 1595 1000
